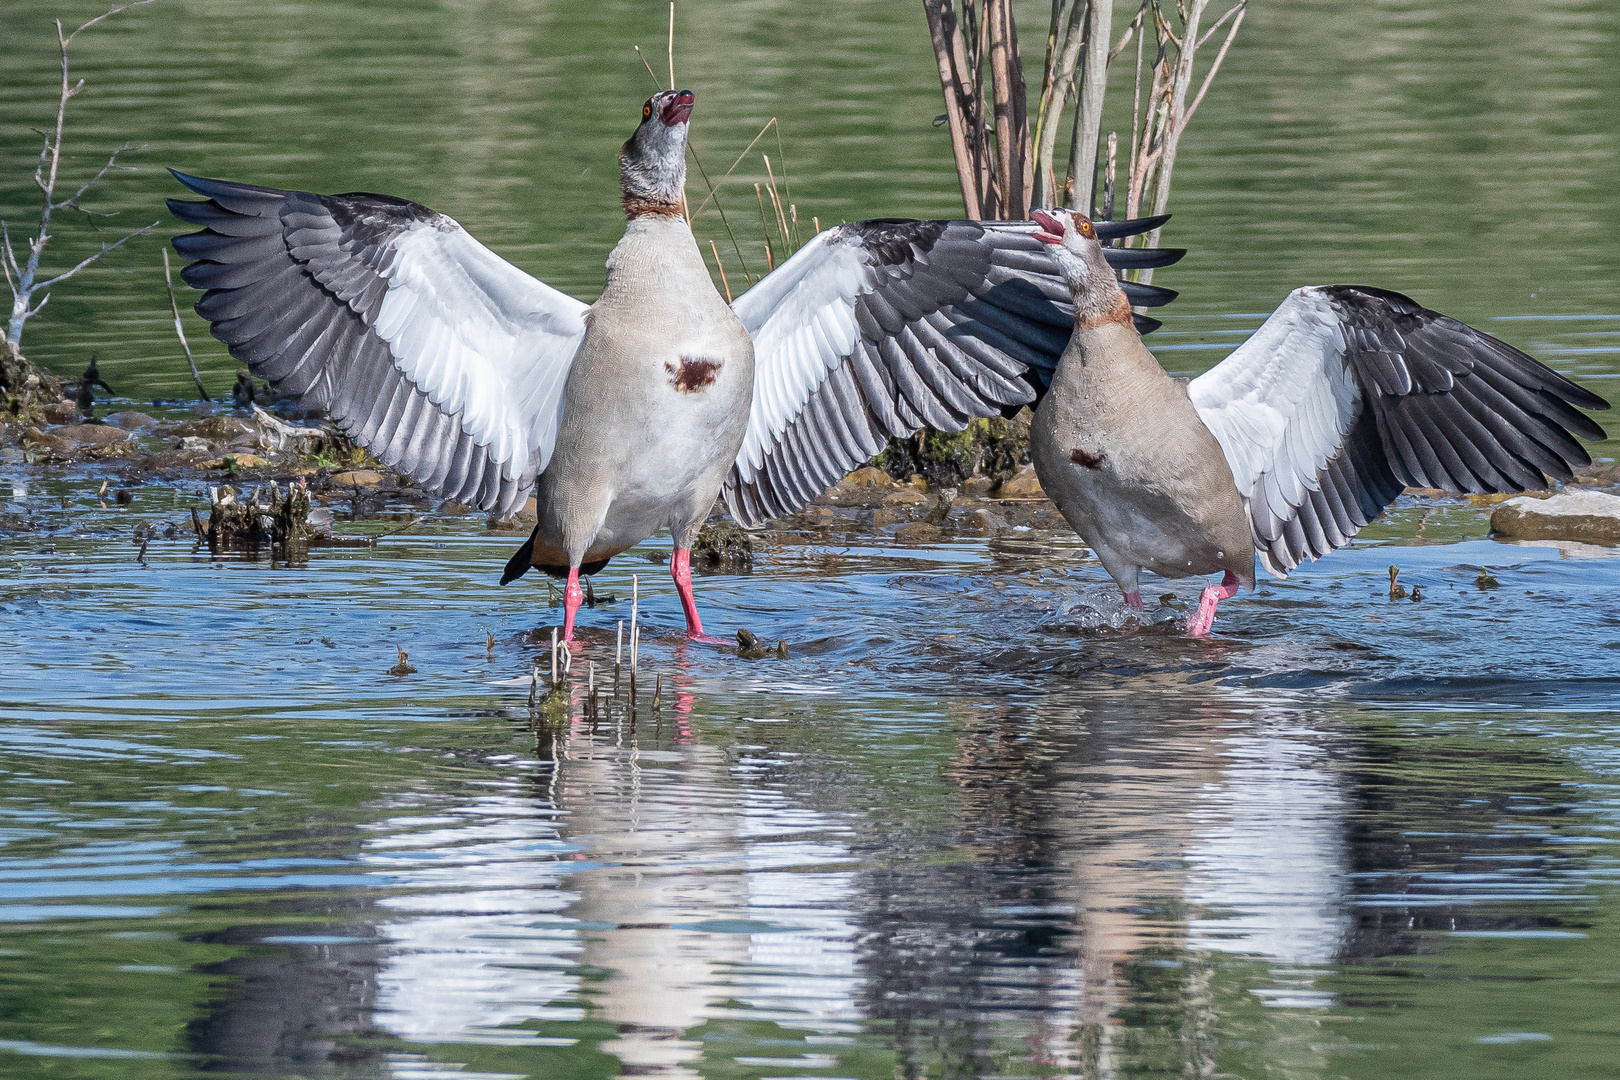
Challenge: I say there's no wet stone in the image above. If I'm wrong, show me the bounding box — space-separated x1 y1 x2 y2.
843 466 895 487
894 521 943 543
996 465 1044 498
694 521 753 569
40 401 80 425
54 424 134 447
1491 489 1620 546
103 411 158 431
329 469 385 488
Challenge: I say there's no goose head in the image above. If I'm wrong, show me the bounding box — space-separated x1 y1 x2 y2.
620 89 695 217
1031 208 1132 327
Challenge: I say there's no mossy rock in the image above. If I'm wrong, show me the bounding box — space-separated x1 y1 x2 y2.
695 520 753 569
874 414 1031 488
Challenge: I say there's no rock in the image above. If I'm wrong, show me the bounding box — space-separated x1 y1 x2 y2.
871 506 907 527
21 427 72 455
103 410 158 431
894 521 943 542
330 469 385 488
694 520 753 568
883 487 927 505
55 424 133 447
1466 491 1542 507
201 453 269 470
41 401 80 425
488 495 538 530
176 436 214 452
961 476 995 497
842 466 894 487
173 416 252 442
995 465 1044 498
1491 489 1620 546
960 508 1009 534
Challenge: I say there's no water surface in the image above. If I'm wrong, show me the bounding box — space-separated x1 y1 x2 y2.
3 1 1620 1077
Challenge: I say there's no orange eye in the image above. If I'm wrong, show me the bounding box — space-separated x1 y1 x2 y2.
643 103 652 120
1079 220 1096 239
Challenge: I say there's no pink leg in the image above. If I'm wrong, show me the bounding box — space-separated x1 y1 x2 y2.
1123 591 1145 612
1186 570 1241 638
561 566 584 642
671 548 706 638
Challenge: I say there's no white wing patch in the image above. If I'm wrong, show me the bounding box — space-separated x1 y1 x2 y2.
375 221 588 484
729 231 867 480
1188 287 1362 573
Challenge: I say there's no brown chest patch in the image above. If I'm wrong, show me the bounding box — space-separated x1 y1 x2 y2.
667 356 722 393
1070 447 1108 469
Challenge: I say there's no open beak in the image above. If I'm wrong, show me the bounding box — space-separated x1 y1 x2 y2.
660 89 696 126
1030 209 1065 245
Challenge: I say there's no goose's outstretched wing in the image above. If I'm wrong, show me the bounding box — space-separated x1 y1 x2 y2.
722 216 1184 527
1188 285 1609 576
167 171 587 519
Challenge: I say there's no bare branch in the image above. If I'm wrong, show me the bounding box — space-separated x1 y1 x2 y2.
1196 0 1245 49
56 142 141 211
1181 3 1246 133
63 0 161 47
163 247 211 401
1109 0 1148 61
27 293 49 319
34 221 156 291
1 226 16 296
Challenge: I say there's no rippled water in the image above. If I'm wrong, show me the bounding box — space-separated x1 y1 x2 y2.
4 1 1620 1077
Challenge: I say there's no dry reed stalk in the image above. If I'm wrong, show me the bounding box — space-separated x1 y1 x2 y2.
754 184 776 272
162 248 210 401
762 155 792 249
707 239 732 303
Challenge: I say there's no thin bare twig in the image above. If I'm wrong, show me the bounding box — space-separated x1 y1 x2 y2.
1181 2 1246 133
62 0 160 46
688 117 778 218
163 247 210 401
57 142 139 211
34 223 156 292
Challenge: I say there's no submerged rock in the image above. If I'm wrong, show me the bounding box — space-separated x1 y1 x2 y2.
1491 489 1620 546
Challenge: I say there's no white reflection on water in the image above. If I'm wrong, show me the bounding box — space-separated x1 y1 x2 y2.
1186 725 1351 968
356 689 1362 1076
364 704 862 1076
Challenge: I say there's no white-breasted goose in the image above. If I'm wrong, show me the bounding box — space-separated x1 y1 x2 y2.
1023 207 1609 636
167 90 1185 641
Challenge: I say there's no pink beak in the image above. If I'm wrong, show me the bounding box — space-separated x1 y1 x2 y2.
1030 209 1065 245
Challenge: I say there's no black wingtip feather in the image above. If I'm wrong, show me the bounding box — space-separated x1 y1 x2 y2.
1094 214 1170 240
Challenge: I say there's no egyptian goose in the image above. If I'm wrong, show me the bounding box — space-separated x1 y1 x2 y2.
1024 207 1609 635
167 90 1184 641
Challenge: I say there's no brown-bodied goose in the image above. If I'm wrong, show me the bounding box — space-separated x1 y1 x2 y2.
1023 207 1609 636
168 90 1184 641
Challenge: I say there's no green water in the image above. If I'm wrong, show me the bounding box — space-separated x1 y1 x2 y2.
3 2 1620 1078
